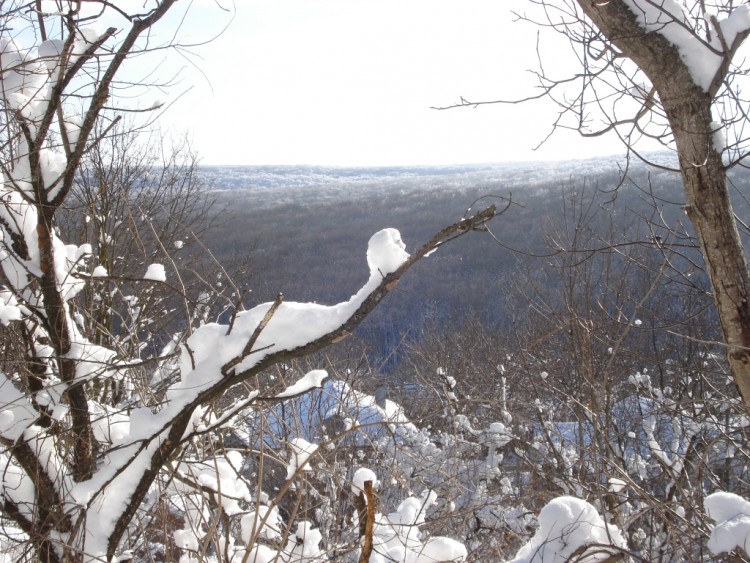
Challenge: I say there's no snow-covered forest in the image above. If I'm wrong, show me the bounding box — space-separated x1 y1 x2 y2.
2 1 750 562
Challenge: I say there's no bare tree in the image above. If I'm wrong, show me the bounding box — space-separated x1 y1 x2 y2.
392 179 750 559
0 3 499 560
561 0 750 410
545 0 750 412
443 1 750 411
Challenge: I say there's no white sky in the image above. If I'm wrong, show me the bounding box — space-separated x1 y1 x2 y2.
149 1 629 166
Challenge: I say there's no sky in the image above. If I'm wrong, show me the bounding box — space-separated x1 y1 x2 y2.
139 1 630 167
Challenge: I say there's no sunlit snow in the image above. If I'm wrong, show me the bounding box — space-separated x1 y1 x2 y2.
623 0 750 91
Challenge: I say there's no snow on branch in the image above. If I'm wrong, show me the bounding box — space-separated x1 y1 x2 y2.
102 204 498 556
175 204 499 404
706 491 750 555
622 0 750 94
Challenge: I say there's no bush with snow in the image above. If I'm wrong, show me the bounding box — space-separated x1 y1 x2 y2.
508 496 627 562
705 491 750 555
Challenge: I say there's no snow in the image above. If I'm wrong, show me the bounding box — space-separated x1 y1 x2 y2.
276 369 328 398
623 1 750 92
37 39 64 73
174 451 251 517
352 467 378 495
484 422 513 447
175 229 409 396
234 378 419 450
0 460 36 534
286 437 318 479
608 477 627 493
720 5 750 46
0 524 28 562
173 529 200 552
706 491 750 555
92 265 108 277
367 228 409 275
89 402 130 445
63 114 83 146
417 537 469 562
282 521 325 561
67 436 169 559
0 38 49 114
366 489 468 562
0 373 42 442
508 496 627 562
241 505 283 542
144 263 166 281
72 26 105 60
0 290 22 325
67 340 119 383
237 544 277 563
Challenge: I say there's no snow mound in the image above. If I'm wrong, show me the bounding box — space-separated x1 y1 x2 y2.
706 491 750 555
508 496 627 562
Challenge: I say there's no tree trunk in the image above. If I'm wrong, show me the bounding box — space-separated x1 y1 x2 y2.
669 100 750 408
576 0 750 409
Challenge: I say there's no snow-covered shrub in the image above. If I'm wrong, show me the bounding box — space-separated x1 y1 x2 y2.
705 491 750 556
509 496 627 562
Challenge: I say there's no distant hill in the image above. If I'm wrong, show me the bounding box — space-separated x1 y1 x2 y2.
198 153 740 369
198 152 681 206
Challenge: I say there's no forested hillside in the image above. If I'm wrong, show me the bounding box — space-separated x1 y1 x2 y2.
200 157 705 368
